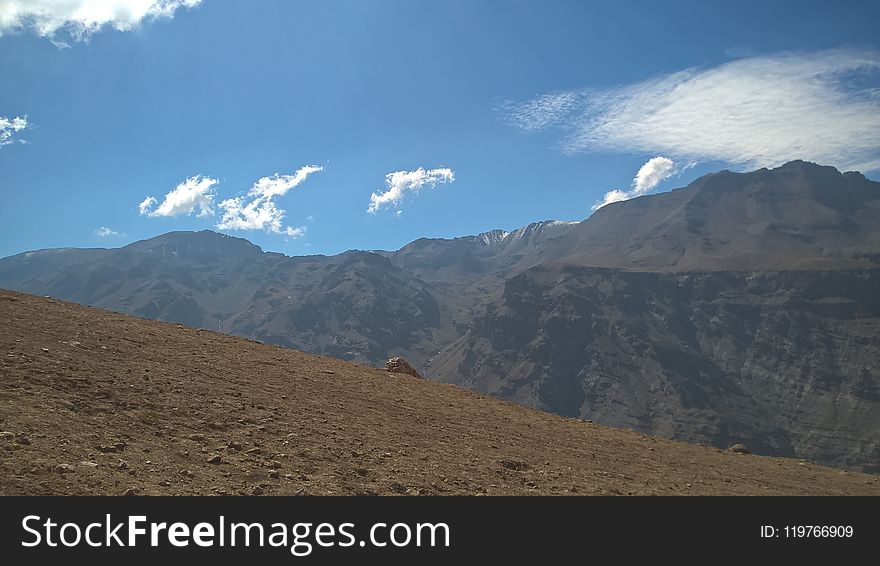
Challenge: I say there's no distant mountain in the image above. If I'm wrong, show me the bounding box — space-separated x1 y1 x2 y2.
561 161 880 271
0 231 444 365
1 160 878 471
0 231 267 328
385 220 579 283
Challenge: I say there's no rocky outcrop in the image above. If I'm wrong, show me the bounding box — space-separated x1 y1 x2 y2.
385 357 423 379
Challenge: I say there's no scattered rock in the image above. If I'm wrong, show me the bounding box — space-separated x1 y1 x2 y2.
54 464 72 474
384 357 423 379
501 459 529 471
122 487 140 496
79 461 99 468
251 486 264 495
728 443 751 455
188 434 206 442
97 442 126 453
41 348 49 353
389 482 408 494
207 454 222 464
268 470 280 479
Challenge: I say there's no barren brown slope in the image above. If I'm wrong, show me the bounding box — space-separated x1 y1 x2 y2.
0 290 877 496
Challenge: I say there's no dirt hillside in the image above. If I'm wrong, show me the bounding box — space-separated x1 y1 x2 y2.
0 289 877 495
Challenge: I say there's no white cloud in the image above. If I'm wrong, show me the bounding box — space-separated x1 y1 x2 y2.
0 115 28 146
368 167 455 213
95 226 121 237
502 49 880 172
138 175 217 217
592 189 629 211
137 196 157 215
248 166 323 200
137 166 320 237
633 156 675 193
0 0 202 41
285 226 306 238
593 156 676 210
216 165 322 235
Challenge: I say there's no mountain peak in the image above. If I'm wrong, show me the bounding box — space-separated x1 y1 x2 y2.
472 220 579 247
124 230 264 259
775 159 826 169
568 160 880 271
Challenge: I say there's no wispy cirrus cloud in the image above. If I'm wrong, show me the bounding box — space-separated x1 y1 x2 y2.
138 175 217 218
216 165 322 237
0 115 28 146
368 167 455 213
501 49 880 172
593 156 676 210
497 92 579 132
0 0 202 43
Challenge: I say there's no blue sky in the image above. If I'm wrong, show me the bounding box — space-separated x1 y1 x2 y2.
1 0 879 258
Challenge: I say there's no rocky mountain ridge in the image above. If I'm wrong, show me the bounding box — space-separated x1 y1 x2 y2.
2 160 878 471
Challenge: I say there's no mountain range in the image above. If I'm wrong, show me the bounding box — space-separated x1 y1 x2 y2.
2 160 878 471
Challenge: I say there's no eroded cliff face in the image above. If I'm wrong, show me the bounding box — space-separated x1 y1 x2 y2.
431 267 880 471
